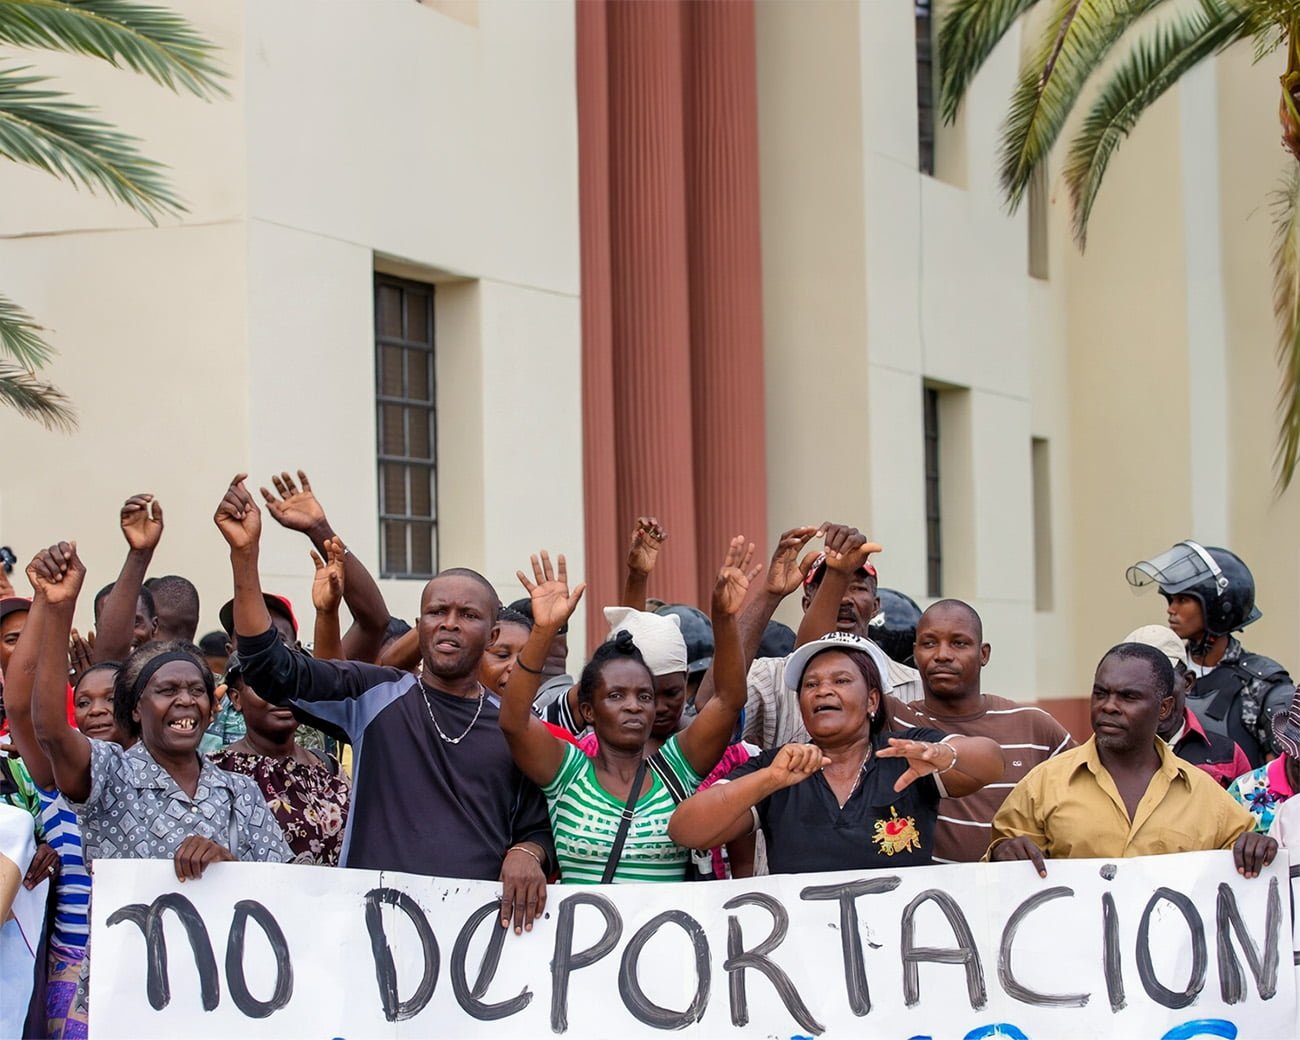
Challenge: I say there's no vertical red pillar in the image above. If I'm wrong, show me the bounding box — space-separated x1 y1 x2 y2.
606 0 699 604
684 0 769 600
576 0 620 646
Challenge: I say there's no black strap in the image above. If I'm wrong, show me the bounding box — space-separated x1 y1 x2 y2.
647 750 691 805
601 759 648 884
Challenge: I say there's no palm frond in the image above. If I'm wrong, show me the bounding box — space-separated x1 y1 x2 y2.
998 0 1170 210
937 0 1042 125
1271 163 1300 490
0 360 75 431
1062 0 1249 246
1225 0 1294 60
0 293 54 369
0 65 182 222
0 0 226 99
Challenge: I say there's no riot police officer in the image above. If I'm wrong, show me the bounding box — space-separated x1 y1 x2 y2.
1128 541 1293 766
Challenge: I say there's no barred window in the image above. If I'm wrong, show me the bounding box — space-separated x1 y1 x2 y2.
916 0 935 176
375 274 437 579
923 386 942 597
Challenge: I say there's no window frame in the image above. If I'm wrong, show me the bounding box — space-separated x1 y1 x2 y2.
374 272 439 580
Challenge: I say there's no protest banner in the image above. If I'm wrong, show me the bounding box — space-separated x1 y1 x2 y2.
89 850 1295 1039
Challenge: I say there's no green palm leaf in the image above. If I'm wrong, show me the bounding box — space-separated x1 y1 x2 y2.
0 360 75 430
998 0 1170 210
937 0 1042 125
1062 0 1249 246
0 292 54 369
0 0 225 98
1271 164 1300 489
0 64 182 221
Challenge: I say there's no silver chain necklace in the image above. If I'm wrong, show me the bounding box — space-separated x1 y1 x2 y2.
421 683 485 745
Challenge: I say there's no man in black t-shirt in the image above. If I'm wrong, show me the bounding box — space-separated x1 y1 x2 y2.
215 474 553 935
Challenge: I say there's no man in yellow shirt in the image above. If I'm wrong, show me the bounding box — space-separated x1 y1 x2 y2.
987 642 1276 878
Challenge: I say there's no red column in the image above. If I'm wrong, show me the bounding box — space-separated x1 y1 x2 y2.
576 0 620 646
605 0 699 604
684 0 769 600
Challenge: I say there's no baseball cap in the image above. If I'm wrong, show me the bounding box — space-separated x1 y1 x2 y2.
757 620 796 659
0 597 31 623
219 594 299 638
803 552 877 589
1123 625 1189 669
784 631 893 695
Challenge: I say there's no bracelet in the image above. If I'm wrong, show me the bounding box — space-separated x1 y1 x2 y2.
514 658 543 675
936 740 958 775
506 844 544 868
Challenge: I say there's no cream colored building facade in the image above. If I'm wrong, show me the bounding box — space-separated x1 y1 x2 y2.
0 0 1293 713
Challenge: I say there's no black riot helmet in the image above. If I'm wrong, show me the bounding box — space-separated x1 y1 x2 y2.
869 587 923 667
1126 541 1261 638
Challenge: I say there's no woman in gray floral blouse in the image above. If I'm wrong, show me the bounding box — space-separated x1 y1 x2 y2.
29 542 290 875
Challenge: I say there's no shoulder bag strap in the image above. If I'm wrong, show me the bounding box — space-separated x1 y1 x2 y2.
647 748 691 805
601 758 648 884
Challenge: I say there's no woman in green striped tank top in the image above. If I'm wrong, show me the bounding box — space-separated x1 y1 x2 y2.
498 541 758 884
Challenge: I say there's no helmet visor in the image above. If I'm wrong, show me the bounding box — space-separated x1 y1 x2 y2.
1126 542 1223 595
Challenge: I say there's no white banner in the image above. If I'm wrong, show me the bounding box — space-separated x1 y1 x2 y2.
89 851 1296 1039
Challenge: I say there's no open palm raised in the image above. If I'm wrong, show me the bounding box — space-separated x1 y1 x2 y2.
712 536 762 617
516 550 586 631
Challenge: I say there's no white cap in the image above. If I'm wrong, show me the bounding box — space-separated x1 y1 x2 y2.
602 606 688 676
1123 624 1190 669
784 631 893 695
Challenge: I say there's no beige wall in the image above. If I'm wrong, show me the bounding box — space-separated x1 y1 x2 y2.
756 2 1073 698
1218 49 1300 673
1061 46 1300 687
0 0 585 657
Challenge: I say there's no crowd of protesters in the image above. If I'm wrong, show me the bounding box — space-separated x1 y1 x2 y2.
0 469 1294 1037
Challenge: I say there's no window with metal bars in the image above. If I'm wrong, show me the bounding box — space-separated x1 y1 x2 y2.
916 0 935 177
923 386 942 597
375 273 438 579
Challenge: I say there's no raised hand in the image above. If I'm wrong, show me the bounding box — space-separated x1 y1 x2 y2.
820 523 882 575
764 526 821 597
712 536 761 617
27 542 85 606
310 537 347 613
516 550 586 632
768 743 830 789
260 470 328 534
213 474 262 552
627 517 666 577
877 737 957 793
68 628 95 685
120 494 164 553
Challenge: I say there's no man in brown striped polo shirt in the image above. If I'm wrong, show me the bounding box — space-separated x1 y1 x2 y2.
889 599 1074 863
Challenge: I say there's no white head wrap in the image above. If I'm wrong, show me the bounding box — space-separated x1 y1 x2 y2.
602 606 688 676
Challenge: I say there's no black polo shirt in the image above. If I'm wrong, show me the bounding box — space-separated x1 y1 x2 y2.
728 726 947 874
